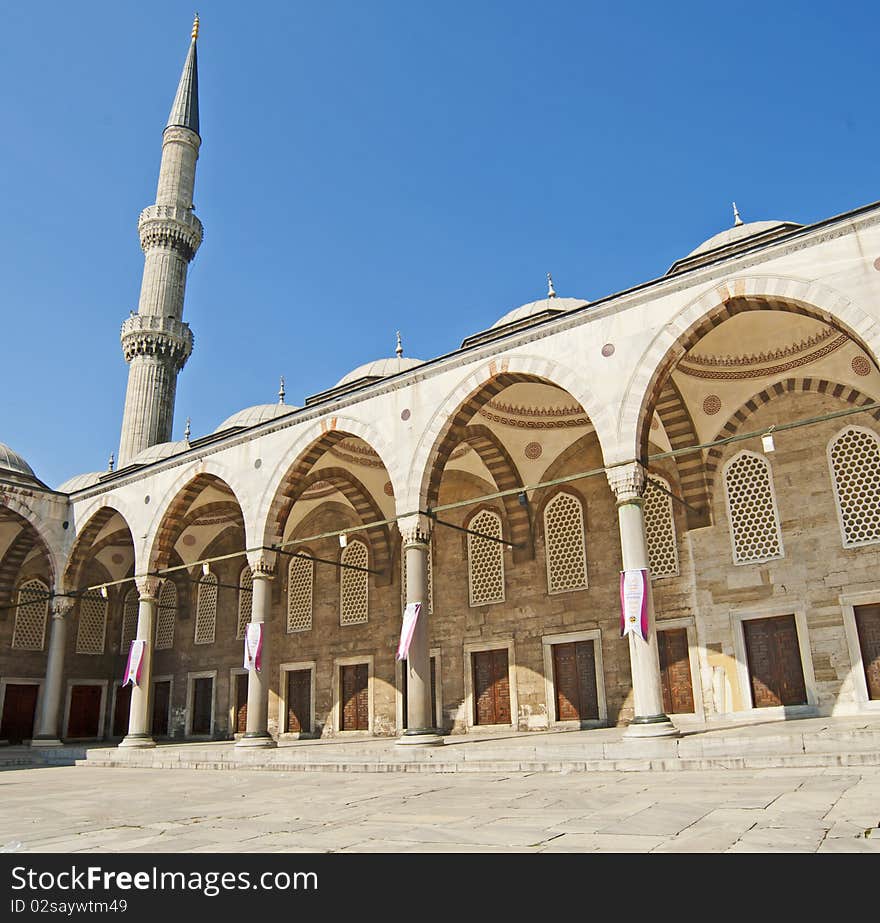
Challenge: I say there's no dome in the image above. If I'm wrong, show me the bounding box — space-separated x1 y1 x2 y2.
57 471 103 493
0 442 36 480
336 356 423 387
687 220 799 257
215 403 297 433
127 440 190 466
491 296 589 330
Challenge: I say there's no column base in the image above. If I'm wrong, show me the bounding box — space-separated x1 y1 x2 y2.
235 733 277 749
30 737 64 748
396 729 444 747
118 734 157 749
623 714 679 739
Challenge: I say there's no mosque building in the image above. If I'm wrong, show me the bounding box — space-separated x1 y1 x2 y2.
2 18 879 749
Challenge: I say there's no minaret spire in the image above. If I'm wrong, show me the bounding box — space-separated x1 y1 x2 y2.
117 18 204 466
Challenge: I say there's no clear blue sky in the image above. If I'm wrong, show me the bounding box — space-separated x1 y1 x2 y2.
1 1 877 488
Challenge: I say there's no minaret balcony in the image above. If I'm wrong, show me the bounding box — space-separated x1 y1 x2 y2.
138 205 203 259
120 314 194 368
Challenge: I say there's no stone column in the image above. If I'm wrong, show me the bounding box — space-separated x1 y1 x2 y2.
31 597 73 747
396 514 443 747
236 552 276 748
119 576 161 749
606 462 678 739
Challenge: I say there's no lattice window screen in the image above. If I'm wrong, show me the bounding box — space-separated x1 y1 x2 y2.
468 509 505 606
645 476 680 579
237 567 253 639
401 542 434 613
340 540 369 625
828 426 880 548
155 581 176 650
724 450 784 564
543 492 588 594
76 592 107 654
288 556 314 632
12 579 49 651
194 574 218 644
120 588 139 650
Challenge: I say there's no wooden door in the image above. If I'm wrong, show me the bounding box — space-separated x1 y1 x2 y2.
112 684 132 737
67 685 102 738
151 681 171 737
552 641 599 721
286 669 311 733
0 684 39 743
472 649 511 726
744 615 807 708
235 673 248 734
658 628 695 714
340 664 369 731
191 677 213 735
854 604 880 700
401 657 437 729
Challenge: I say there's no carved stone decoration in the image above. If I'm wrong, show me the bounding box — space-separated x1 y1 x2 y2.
120 315 194 370
50 597 75 618
702 394 722 415
606 462 647 504
852 355 871 376
524 441 543 459
247 550 277 579
398 513 433 547
137 204 204 260
135 574 162 600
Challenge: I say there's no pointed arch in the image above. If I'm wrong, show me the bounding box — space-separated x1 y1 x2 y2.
63 505 135 595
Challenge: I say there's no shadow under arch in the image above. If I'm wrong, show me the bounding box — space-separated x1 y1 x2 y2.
0 506 58 603
62 504 136 596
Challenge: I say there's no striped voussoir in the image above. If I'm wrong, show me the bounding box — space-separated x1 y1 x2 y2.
62 506 120 591
0 529 47 605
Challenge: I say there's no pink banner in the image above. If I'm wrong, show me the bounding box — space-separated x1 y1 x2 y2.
244 622 263 672
123 640 145 687
396 602 422 661
620 569 649 642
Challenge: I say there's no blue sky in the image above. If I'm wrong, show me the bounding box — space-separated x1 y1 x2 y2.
1 1 877 488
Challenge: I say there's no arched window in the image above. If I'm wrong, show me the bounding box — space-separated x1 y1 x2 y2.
120 587 139 650
401 541 434 612
645 475 680 579
467 509 505 606
340 540 369 625
288 554 314 632
237 566 253 639
543 491 588 594
155 580 177 650
194 573 218 644
828 425 880 548
76 591 107 654
12 578 49 650
723 450 784 565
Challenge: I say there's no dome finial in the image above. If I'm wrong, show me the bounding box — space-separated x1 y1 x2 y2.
278 376 286 405
732 201 743 227
192 13 200 41
108 452 115 473
184 417 192 443
547 273 556 298
396 331 403 358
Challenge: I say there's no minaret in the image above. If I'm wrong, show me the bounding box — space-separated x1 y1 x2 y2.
117 16 203 466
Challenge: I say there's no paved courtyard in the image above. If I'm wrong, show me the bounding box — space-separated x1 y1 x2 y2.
1 763 878 853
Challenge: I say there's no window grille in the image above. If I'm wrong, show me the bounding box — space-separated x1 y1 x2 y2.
645 476 680 578
120 588 139 649
237 567 253 639
288 555 314 632
340 540 369 625
724 450 784 564
467 509 505 606
543 492 588 593
155 580 177 650
401 541 434 612
828 426 880 548
194 573 218 644
76 592 107 654
12 578 49 650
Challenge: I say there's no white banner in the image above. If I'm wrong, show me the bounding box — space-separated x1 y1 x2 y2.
244 622 263 672
123 640 146 687
396 602 422 661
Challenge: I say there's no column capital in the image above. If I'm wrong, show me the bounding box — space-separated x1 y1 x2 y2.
606 461 647 505
398 513 433 547
135 574 162 599
247 550 276 579
50 597 74 618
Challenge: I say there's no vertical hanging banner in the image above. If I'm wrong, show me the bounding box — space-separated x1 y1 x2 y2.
620 569 649 642
396 602 422 661
244 622 263 672
122 640 146 687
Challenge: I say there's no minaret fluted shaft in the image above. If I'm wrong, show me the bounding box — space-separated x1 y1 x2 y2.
118 27 202 467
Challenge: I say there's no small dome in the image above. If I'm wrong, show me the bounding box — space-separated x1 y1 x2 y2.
0 442 36 480
215 403 298 433
336 356 423 387
57 471 103 493
127 440 190 466
686 220 799 258
491 296 588 330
